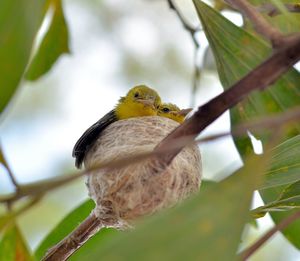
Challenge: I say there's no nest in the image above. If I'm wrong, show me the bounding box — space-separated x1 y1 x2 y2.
85 116 202 227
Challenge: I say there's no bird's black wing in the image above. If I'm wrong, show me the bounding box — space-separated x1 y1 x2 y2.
73 110 118 168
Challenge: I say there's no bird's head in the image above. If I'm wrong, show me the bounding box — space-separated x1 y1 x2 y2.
116 85 162 119
158 103 192 123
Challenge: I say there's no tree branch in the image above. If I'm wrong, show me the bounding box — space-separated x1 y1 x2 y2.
197 106 300 143
16 48 300 259
42 212 103 261
1 105 300 206
154 33 300 164
0 143 19 190
38 106 300 260
166 0 201 106
1 33 300 204
0 195 42 232
225 0 284 47
257 3 300 17
239 210 300 260
167 0 200 47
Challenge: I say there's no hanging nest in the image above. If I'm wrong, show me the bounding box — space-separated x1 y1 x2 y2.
85 116 202 227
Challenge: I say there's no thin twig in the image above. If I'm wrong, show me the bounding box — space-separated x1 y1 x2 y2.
166 0 201 106
225 0 284 47
1 106 300 205
239 210 300 260
257 3 300 17
167 0 200 47
39 111 299 261
198 106 300 143
191 51 201 107
0 143 19 190
154 33 300 165
0 195 43 232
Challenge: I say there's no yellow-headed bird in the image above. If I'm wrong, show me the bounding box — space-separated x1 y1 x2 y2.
158 103 192 123
73 85 161 168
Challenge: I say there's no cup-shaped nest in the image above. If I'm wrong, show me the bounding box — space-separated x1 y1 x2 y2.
85 116 202 226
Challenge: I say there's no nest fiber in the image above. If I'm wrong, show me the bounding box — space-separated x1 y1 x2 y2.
85 116 202 226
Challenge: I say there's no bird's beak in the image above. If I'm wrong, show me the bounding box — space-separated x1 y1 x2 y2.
137 99 155 110
178 108 193 116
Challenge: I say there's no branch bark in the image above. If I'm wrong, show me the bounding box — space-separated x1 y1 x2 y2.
1 34 300 205
18 32 300 261
154 33 300 164
42 212 102 261
239 210 300 260
225 0 284 47
167 0 199 47
257 3 300 17
0 143 19 190
167 0 201 107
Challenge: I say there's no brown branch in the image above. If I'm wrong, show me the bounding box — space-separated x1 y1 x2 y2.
257 3 300 17
167 0 200 47
1 105 300 205
191 53 201 107
39 104 300 260
239 209 300 260
42 212 102 261
0 195 43 232
225 0 284 47
166 0 201 107
0 143 19 190
38 105 300 260
154 33 300 164
1 30 300 241
197 106 300 143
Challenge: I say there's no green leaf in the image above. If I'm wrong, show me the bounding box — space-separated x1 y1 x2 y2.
0 223 33 261
25 0 70 81
249 0 300 32
252 181 300 218
197 179 217 193
193 0 300 154
193 0 300 250
0 215 11 233
76 154 268 261
260 135 300 249
261 135 300 189
260 185 300 248
0 0 46 115
34 199 95 260
279 180 300 200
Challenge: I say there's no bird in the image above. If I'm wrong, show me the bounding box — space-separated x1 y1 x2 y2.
158 103 192 123
85 116 202 224
73 85 162 168
44 88 201 260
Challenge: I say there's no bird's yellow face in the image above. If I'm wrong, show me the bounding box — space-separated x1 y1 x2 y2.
116 85 161 119
158 103 192 123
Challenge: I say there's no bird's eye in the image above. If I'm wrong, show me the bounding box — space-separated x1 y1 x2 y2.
134 92 139 98
162 107 170 112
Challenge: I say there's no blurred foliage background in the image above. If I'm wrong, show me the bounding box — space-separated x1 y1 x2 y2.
0 0 300 260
